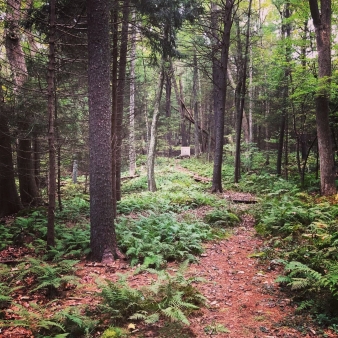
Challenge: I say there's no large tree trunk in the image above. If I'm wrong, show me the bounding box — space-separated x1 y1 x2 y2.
211 0 234 193
111 4 119 218
88 0 120 262
46 0 56 249
308 0 336 195
147 63 165 192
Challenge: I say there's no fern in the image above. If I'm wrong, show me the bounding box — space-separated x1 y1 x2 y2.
116 213 211 267
98 262 205 326
1 302 66 334
296 299 315 312
53 306 98 336
4 258 79 298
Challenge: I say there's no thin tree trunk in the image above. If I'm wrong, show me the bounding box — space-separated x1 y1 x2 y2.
171 65 187 148
277 115 286 176
234 0 252 183
179 76 188 146
55 77 62 211
147 62 165 192
309 0 336 195
166 68 173 156
249 45 253 144
129 10 136 177
193 53 200 157
115 0 130 202
276 2 291 178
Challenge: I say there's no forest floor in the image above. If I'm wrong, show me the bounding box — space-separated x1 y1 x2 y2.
1 167 337 337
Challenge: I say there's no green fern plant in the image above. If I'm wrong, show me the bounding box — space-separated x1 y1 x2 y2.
0 282 22 310
98 275 144 324
52 306 98 336
276 261 338 299
99 262 205 326
5 258 79 298
116 212 211 267
0 302 65 334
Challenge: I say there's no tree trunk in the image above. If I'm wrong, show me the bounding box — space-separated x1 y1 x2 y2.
0 111 22 218
5 0 27 91
211 0 234 192
276 2 291 179
309 0 336 195
234 0 252 183
115 0 130 202
193 53 200 157
33 133 40 189
179 76 188 146
5 0 40 206
129 10 137 177
277 115 286 176
46 0 56 249
147 62 165 192
87 0 120 262
165 68 173 156
17 136 40 206
111 4 118 218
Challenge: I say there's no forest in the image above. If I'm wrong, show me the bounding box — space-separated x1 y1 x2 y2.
1 0 338 336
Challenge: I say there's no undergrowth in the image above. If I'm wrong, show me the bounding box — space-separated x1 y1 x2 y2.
98 261 205 326
256 186 338 326
116 212 212 268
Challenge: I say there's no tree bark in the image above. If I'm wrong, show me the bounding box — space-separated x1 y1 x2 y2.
5 0 27 92
115 0 130 202
17 135 40 206
234 0 252 183
47 0 56 249
111 4 119 218
308 0 336 195
147 62 165 192
5 0 40 207
129 10 137 177
211 0 234 192
193 53 200 156
88 0 119 262
277 115 286 176
0 109 22 218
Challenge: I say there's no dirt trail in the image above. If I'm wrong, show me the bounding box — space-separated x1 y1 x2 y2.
172 164 330 337
188 218 300 338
